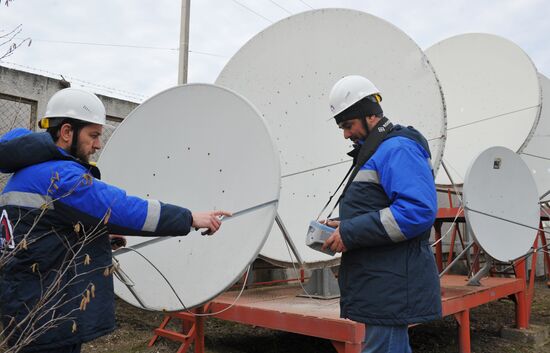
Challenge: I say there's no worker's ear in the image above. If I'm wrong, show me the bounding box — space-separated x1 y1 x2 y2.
58 123 74 143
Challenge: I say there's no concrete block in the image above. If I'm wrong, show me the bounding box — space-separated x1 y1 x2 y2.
500 324 550 347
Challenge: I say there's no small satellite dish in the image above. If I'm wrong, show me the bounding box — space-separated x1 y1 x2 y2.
426 33 542 185
98 84 280 311
521 74 550 198
216 8 446 267
463 146 539 262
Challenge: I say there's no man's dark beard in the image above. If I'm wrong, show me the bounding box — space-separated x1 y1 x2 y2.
75 144 90 163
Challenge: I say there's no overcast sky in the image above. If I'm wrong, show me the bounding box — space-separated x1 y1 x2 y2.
1 0 548 102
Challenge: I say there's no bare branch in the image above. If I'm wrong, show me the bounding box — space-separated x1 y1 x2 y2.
0 13 32 61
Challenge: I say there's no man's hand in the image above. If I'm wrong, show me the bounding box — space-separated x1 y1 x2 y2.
110 234 127 250
322 226 347 253
192 210 232 235
321 219 340 228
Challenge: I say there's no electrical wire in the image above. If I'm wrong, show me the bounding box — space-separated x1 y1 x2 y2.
14 36 228 58
115 247 252 317
520 152 550 162
0 61 146 101
119 247 188 310
186 265 252 317
17 37 178 51
446 105 541 131
298 0 314 9
495 241 550 273
456 205 550 270
189 49 228 58
437 203 550 276
230 0 274 23
431 206 464 247
267 0 292 15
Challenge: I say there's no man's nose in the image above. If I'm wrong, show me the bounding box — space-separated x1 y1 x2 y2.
343 130 351 139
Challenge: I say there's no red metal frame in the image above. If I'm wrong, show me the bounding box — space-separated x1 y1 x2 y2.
149 206 542 353
148 305 208 353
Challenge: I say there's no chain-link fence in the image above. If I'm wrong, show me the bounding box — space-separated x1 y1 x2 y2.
0 93 37 190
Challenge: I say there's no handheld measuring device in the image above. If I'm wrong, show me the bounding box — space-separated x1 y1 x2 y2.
305 221 336 256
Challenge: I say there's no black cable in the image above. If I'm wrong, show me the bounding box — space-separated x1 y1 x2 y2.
120 247 188 311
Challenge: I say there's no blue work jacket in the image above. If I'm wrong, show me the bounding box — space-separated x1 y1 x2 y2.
338 125 442 325
0 129 193 351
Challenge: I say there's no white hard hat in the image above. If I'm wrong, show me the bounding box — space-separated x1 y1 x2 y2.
329 75 382 117
39 88 106 128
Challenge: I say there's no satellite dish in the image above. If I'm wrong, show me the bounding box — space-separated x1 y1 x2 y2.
98 84 280 311
216 8 446 267
521 74 550 198
426 33 542 185
463 146 539 262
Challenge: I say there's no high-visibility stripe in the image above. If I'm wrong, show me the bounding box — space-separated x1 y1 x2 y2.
380 207 406 243
142 199 161 232
0 191 54 210
353 169 380 184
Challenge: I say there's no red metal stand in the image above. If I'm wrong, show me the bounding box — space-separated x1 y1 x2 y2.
454 310 470 353
148 273 530 353
536 216 550 287
148 206 539 353
148 305 208 353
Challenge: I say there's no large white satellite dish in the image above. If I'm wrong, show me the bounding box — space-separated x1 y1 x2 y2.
216 8 446 267
463 146 539 262
426 33 542 185
521 74 550 198
98 84 280 311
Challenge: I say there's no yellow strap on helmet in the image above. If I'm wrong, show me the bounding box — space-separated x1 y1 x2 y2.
38 118 50 129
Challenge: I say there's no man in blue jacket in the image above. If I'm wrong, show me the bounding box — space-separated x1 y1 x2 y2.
0 88 230 353
323 75 441 353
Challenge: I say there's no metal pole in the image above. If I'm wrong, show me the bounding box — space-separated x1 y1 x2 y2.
439 242 475 278
441 160 463 204
178 0 191 84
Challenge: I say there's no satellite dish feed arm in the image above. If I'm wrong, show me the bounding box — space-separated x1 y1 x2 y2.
440 160 463 204
439 242 475 278
112 259 148 308
467 256 493 286
275 214 304 265
113 199 279 257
